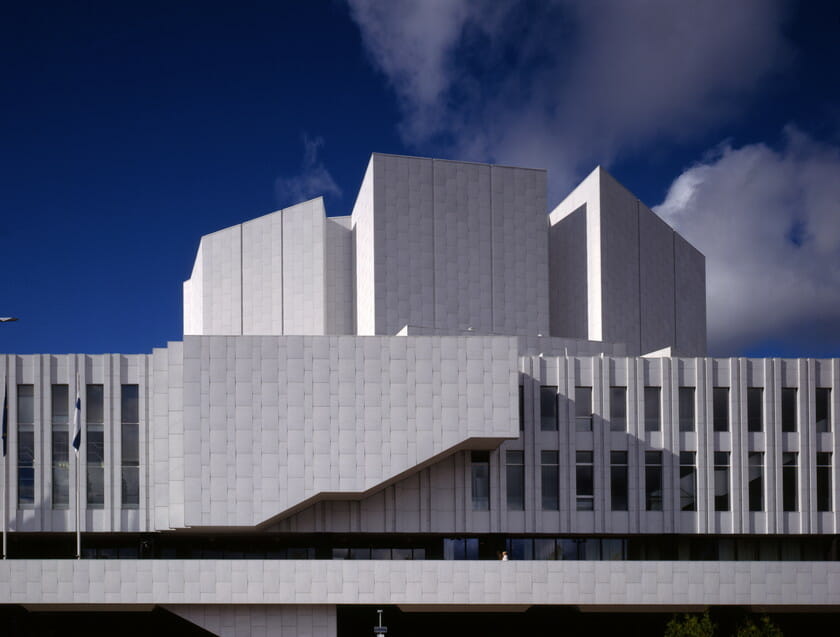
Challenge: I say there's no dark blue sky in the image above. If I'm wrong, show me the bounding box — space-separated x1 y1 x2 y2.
3 1 840 357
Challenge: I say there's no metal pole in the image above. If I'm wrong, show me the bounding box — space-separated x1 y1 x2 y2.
2 444 6 559
2 380 7 560
75 372 81 559
75 450 80 559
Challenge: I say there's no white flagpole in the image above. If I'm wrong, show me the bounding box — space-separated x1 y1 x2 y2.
73 374 81 559
2 384 6 560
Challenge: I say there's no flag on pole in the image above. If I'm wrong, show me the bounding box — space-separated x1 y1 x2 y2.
72 385 81 455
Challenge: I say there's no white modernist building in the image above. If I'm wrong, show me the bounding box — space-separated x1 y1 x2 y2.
0 154 837 635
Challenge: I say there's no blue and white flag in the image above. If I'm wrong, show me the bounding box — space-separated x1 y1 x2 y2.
72 386 81 455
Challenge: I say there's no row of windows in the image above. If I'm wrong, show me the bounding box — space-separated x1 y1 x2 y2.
5 533 838 562
14 384 139 510
534 385 832 433
472 450 834 513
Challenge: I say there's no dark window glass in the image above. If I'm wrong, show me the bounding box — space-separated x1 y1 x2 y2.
559 538 580 560
17 384 34 424
713 387 729 432
747 388 763 432
121 385 140 508
645 451 663 511
52 436 70 510
51 384 69 424
51 384 70 509
86 384 104 424
17 430 35 507
782 452 797 511
540 386 557 431
610 387 626 432
121 384 139 424
678 387 695 432
507 538 533 560
576 451 594 511
87 429 105 508
679 451 696 511
540 450 559 511
781 388 797 432
817 452 832 512
518 385 524 431
749 452 764 511
714 451 729 511
122 467 139 509
17 385 35 507
610 450 628 511
534 538 559 560
602 538 625 560
506 450 524 510
644 387 660 432
816 388 831 433
471 451 489 510
575 386 592 432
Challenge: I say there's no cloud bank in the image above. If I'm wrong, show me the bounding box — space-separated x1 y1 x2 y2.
274 134 341 208
347 0 790 196
656 128 840 356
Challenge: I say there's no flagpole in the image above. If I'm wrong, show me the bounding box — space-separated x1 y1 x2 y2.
2 381 8 560
74 374 81 559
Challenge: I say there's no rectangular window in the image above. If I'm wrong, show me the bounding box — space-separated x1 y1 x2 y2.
51 384 70 509
679 451 696 511
713 387 729 432
714 451 730 511
575 451 594 511
816 388 831 433
781 388 797 432
748 452 764 511
610 387 626 432
17 384 35 507
610 450 628 511
817 452 832 512
86 384 105 509
540 450 559 510
644 387 661 432
644 451 663 511
540 386 557 431
575 386 593 431
470 451 489 510
747 387 763 432
518 385 524 431
121 384 140 509
506 450 524 510
782 452 797 512
678 387 695 432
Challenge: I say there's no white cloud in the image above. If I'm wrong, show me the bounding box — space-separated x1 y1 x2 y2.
655 128 840 355
274 134 341 208
347 0 791 198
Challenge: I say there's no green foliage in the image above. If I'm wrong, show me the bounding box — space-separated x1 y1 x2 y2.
733 615 783 637
664 612 716 637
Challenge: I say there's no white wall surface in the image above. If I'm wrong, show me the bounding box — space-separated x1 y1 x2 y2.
325 216 354 335
433 160 493 333
241 210 284 335
351 157 376 335
490 165 550 336
372 154 436 335
166 604 336 637
3 559 838 608
156 335 519 528
548 166 706 356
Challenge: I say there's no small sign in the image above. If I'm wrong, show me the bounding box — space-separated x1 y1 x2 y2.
373 627 388 634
